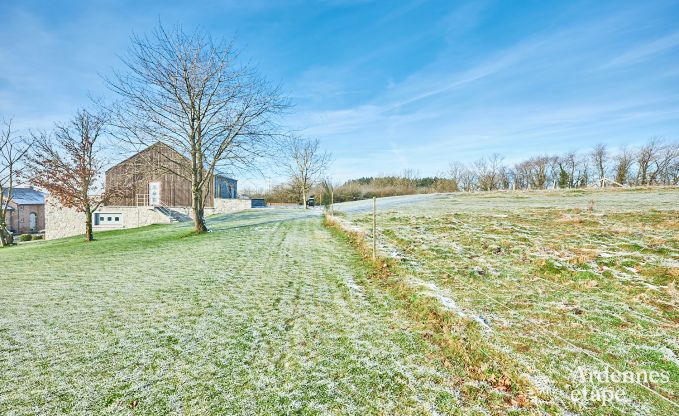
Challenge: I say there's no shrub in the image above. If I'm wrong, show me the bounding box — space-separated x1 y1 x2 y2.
33 235 44 240
19 234 33 242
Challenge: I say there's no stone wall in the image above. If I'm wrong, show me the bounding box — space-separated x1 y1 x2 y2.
167 199 252 217
45 198 84 240
45 197 171 240
212 198 252 214
45 197 255 240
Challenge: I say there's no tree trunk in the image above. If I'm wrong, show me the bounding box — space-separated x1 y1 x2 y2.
0 222 10 247
302 186 307 210
84 205 94 241
192 187 208 234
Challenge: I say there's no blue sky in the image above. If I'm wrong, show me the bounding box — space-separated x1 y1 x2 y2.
1 0 678 186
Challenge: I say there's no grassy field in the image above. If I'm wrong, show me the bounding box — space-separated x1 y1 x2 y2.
2 189 677 415
1 210 472 415
334 188 679 415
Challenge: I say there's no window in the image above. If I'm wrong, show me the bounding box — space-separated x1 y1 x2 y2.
94 213 123 226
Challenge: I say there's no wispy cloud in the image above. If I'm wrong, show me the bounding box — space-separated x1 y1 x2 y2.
1 0 678 181
601 31 679 69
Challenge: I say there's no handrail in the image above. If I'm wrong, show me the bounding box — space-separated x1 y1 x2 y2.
135 194 149 206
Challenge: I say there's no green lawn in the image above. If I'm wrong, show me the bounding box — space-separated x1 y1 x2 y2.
3 190 678 415
1 210 464 415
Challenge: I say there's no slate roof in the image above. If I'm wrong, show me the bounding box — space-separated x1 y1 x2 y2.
2 188 45 205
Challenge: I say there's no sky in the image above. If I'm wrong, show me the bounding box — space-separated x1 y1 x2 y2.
1 0 679 188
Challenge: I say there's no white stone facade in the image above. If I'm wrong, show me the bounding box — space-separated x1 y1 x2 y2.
45 197 254 240
212 198 252 214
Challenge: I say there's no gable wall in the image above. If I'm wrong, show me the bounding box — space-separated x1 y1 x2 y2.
106 143 215 207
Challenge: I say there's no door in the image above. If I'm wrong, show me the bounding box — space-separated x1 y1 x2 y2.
29 212 37 232
149 182 161 206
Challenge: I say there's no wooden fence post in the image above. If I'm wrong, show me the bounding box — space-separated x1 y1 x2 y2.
372 196 376 261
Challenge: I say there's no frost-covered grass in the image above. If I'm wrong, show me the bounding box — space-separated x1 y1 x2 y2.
336 188 679 415
1 210 469 415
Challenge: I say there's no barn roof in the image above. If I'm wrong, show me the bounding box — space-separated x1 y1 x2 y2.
3 188 45 205
108 142 238 183
215 174 237 183
106 142 183 173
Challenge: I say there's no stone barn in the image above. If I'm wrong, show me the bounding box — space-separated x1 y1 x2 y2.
45 142 252 240
105 142 238 209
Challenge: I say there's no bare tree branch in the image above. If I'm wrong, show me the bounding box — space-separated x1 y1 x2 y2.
0 118 31 247
280 137 332 209
105 24 289 232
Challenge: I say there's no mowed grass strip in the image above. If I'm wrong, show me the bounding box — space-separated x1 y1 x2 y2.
1 210 463 415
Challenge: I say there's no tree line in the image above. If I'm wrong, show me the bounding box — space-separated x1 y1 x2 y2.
447 139 678 192
252 138 678 205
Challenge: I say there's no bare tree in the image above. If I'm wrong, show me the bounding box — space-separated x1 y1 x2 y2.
666 144 679 185
612 146 634 186
458 166 477 192
528 155 551 189
0 119 30 247
107 24 287 233
28 109 117 241
652 141 679 185
498 165 512 190
281 137 331 209
474 153 504 191
400 169 418 192
590 143 607 187
636 138 663 185
447 161 466 191
513 160 531 190
558 151 589 188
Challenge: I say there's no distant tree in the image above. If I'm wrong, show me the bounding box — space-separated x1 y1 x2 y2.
432 177 459 192
612 146 634 185
558 166 570 189
513 159 531 190
458 166 477 192
653 141 679 185
400 169 418 192
666 144 679 185
590 143 608 187
474 153 504 191
558 151 589 188
281 137 331 209
528 155 551 189
498 165 512 190
28 109 116 241
636 138 663 185
0 119 30 247
319 179 334 210
446 161 466 191
547 156 561 188
107 24 287 233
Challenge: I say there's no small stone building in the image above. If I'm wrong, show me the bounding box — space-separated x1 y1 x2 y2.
2 188 45 234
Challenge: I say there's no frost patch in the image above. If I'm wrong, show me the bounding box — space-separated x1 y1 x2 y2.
410 278 491 332
344 274 364 297
639 345 679 367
